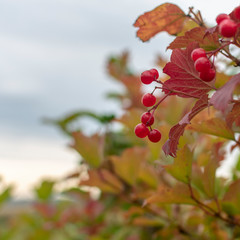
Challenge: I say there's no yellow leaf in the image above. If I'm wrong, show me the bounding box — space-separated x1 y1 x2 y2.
71 132 102 167
110 147 148 185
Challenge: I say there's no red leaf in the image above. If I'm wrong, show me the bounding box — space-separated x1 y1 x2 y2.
134 3 186 42
162 42 214 99
163 95 209 157
167 27 220 51
210 73 240 113
226 102 240 128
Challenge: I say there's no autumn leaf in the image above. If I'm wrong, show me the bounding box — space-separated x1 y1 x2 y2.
222 179 240 214
143 183 197 206
71 132 102 167
210 73 240 113
188 117 235 140
134 3 186 42
226 102 240 128
79 169 124 194
110 147 149 185
162 95 209 157
132 216 164 227
165 145 193 183
167 27 220 51
202 156 219 198
162 42 214 99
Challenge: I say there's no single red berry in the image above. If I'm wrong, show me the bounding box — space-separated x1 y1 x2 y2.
134 123 149 138
140 70 154 84
234 6 240 20
219 19 237 38
148 129 161 143
141 93 156 107
191 48 206 62
199 68 216 82
194 57 211 72
216 13 230 25
149 68 159 80
141 112 154 126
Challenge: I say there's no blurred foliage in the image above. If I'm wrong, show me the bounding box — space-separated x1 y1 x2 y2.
1 2 240 240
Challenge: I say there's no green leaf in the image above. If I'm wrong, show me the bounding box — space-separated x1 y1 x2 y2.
165 145 193 183
0 186 13 205
44 111 115 135
35 180 55 201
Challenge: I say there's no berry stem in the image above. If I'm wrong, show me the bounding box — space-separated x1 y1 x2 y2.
149 91 172 113
207 41 231 58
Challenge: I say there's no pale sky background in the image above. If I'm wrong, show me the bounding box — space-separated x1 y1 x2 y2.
0 0 239 198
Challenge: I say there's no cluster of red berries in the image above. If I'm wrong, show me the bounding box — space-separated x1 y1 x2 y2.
216 6 240 38
134 68 161 143
135 112 161 143
191 48 215 82
140 69 157 108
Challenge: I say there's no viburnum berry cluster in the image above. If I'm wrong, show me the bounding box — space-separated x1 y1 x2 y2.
134 69 161 143
191 48 215 82
216 7 240 38
134 4 240 152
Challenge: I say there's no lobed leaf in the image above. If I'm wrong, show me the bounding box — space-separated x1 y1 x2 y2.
163 95 209 157
110 147 149 185
134 3 186 42
167 27 220 51
226 102 240 128
188 117 235 140
79 169 124 194
144 183 197 206
210 73 240 114
162 42 214 99
71 132 102 167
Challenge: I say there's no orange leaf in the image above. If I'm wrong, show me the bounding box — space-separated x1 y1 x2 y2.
79 169 123 194
134 3 186 42
144 183 197 206
110 147 149 185
187 117 235 140
167 27 220 50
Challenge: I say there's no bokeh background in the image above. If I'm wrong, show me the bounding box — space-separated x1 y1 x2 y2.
0 0 238 198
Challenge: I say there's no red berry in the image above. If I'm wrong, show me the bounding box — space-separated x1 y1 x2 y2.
148 129 161 143
194 57 211 72
199 68 216 82
191 48 206 62
134 123 149 138
219 19 237 38
149 68 159 80
234 6 240 20
216 13 230 25
141 70 154 84
141 93 156 107
141 112 154 126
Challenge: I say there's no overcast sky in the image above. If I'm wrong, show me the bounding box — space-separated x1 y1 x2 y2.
0 0 239 197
